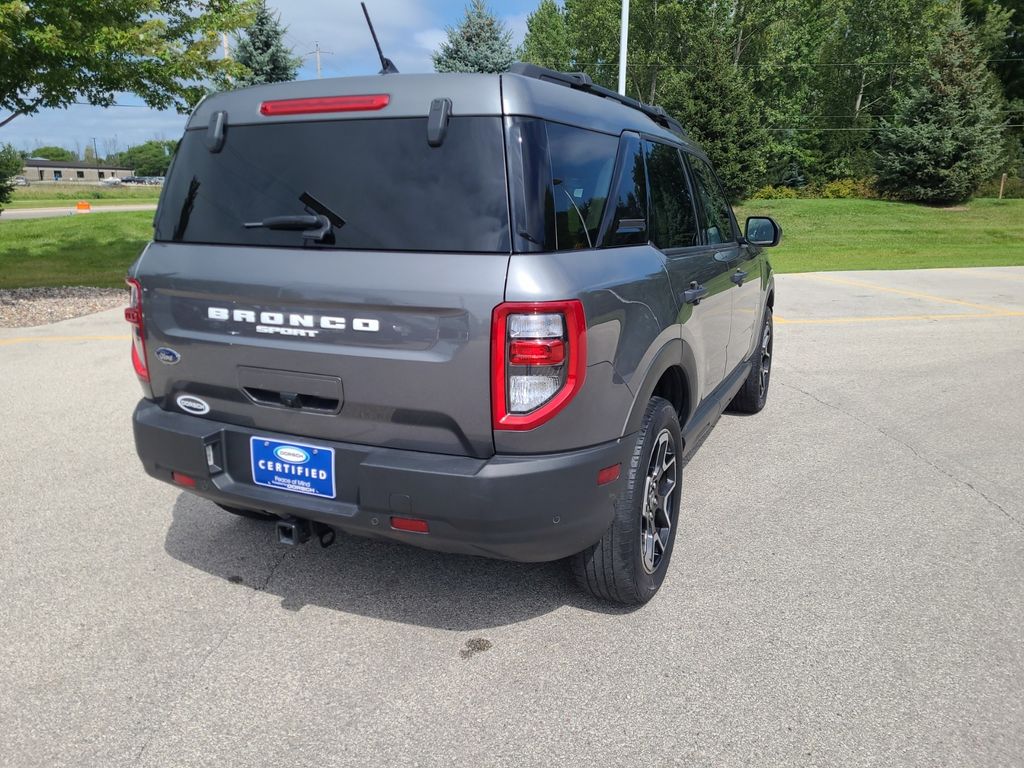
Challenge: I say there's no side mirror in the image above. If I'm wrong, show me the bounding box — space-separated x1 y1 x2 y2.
745 216 782 247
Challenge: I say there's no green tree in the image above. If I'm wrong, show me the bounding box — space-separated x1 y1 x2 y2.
803 0 941 179
30 145 77 161
108 140 178 176
559 0 769 199
231 1 301 87
0 0 257 128
654 3 769 200
433 0 514 74
519 0 571 70
0 142 23 214
874 11 1005 203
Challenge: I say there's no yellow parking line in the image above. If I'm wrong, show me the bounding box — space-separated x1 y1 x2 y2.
805 274 1012 312
775 311 1024 326
0 334 130 346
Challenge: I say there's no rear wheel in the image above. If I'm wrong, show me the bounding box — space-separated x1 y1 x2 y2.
215 503 276 521
727 306 773 414
571 397 682 605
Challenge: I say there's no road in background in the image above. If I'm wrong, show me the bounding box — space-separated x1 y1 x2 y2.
1 203 158 220
1 268 1022 767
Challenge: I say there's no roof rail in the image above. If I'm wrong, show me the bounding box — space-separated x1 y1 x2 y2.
507 62 687 139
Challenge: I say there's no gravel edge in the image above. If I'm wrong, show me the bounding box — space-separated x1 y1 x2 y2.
0 287 127 328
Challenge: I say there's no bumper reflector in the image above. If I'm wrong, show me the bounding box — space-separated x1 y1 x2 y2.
597 463 621 485
172 471 196 488
390 516 429 534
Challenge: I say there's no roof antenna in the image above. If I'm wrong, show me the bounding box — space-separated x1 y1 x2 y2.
361 2 399 74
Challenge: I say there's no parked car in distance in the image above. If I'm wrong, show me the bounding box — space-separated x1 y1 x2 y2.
127 64 781 605
12 175 28 186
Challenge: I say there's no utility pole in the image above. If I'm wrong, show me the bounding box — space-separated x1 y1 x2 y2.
617 0 630 96
306 41 333 79
221 32 234 85
91 137 100 179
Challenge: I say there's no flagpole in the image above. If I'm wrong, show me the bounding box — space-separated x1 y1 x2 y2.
617 0 630 95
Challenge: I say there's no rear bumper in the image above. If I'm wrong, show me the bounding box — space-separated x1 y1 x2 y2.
132 400 632 562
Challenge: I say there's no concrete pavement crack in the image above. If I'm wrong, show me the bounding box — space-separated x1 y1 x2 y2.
779 381 1024 532
132 547 294 765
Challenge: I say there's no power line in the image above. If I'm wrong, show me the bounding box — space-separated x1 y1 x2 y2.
574 57 1024 69
767 124 1024 131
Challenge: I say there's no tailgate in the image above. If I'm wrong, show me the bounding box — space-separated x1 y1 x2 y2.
135 242 508 458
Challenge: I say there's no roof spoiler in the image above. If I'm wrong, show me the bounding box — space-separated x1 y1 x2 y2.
506 62 687 139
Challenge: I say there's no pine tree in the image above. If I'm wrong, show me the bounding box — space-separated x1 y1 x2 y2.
232 2 301 87
433 0 515 74
874 10 1005 204
0 143 24 215
650 3 770 201
520 0 571 71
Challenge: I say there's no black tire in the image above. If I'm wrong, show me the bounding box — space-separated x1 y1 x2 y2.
727 307 773 414
571 397 682 605
215 503 276 521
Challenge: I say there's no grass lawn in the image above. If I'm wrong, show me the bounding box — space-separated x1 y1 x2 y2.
0 199 1021 289
0 212 152 289
735 198 1024 273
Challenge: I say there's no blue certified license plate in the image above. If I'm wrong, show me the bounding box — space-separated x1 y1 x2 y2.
250 437 336 499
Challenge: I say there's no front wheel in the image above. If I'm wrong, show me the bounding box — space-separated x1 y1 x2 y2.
727 306 773 414
571 397 683 605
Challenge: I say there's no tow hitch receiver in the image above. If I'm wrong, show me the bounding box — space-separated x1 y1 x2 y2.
276 518 335 548
276 518 311 546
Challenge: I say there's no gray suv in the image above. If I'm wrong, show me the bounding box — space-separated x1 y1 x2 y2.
128 64 780 604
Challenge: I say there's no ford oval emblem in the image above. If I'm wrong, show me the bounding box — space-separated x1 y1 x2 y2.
273 445 310 464
155 347 181 365
176 394 210 415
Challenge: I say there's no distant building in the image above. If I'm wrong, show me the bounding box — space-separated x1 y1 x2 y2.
21 158 135 183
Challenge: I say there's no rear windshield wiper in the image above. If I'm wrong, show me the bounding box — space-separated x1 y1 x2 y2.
242 192 346 243
243 214 332 241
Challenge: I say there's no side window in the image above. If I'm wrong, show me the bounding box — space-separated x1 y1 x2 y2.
688 156 735 245
546 122 618 250
645 141 699 249
603 134 648 248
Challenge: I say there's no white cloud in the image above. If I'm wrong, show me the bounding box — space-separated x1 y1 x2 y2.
280 0 442 77
2 101 186 155
414 27 448 54
504 12 529 51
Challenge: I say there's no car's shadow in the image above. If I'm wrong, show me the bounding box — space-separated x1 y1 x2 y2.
164 492 634 630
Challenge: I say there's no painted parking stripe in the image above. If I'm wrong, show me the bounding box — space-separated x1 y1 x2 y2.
0 334 130 346
775 311 1024 326
804 274 1015 313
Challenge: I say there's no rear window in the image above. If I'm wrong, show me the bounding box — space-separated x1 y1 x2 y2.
155 116 510 253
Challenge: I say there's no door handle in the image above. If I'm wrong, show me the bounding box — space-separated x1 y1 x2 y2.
731 270 748 286
682 281 708 305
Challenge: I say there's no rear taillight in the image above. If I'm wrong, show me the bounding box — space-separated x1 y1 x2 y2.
259 94 390 116
124 277 149 382
491 300 586 431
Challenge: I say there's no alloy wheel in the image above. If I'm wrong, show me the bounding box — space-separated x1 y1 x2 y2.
640 429 678 574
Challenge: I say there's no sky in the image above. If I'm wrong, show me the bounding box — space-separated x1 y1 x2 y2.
2 0 535 154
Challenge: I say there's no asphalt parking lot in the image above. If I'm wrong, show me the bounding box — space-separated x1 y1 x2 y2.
1 267 1022 767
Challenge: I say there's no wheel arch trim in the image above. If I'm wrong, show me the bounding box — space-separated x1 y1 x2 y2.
621 339 698 437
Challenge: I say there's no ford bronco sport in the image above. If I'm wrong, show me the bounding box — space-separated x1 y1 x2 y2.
128 64 781 605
